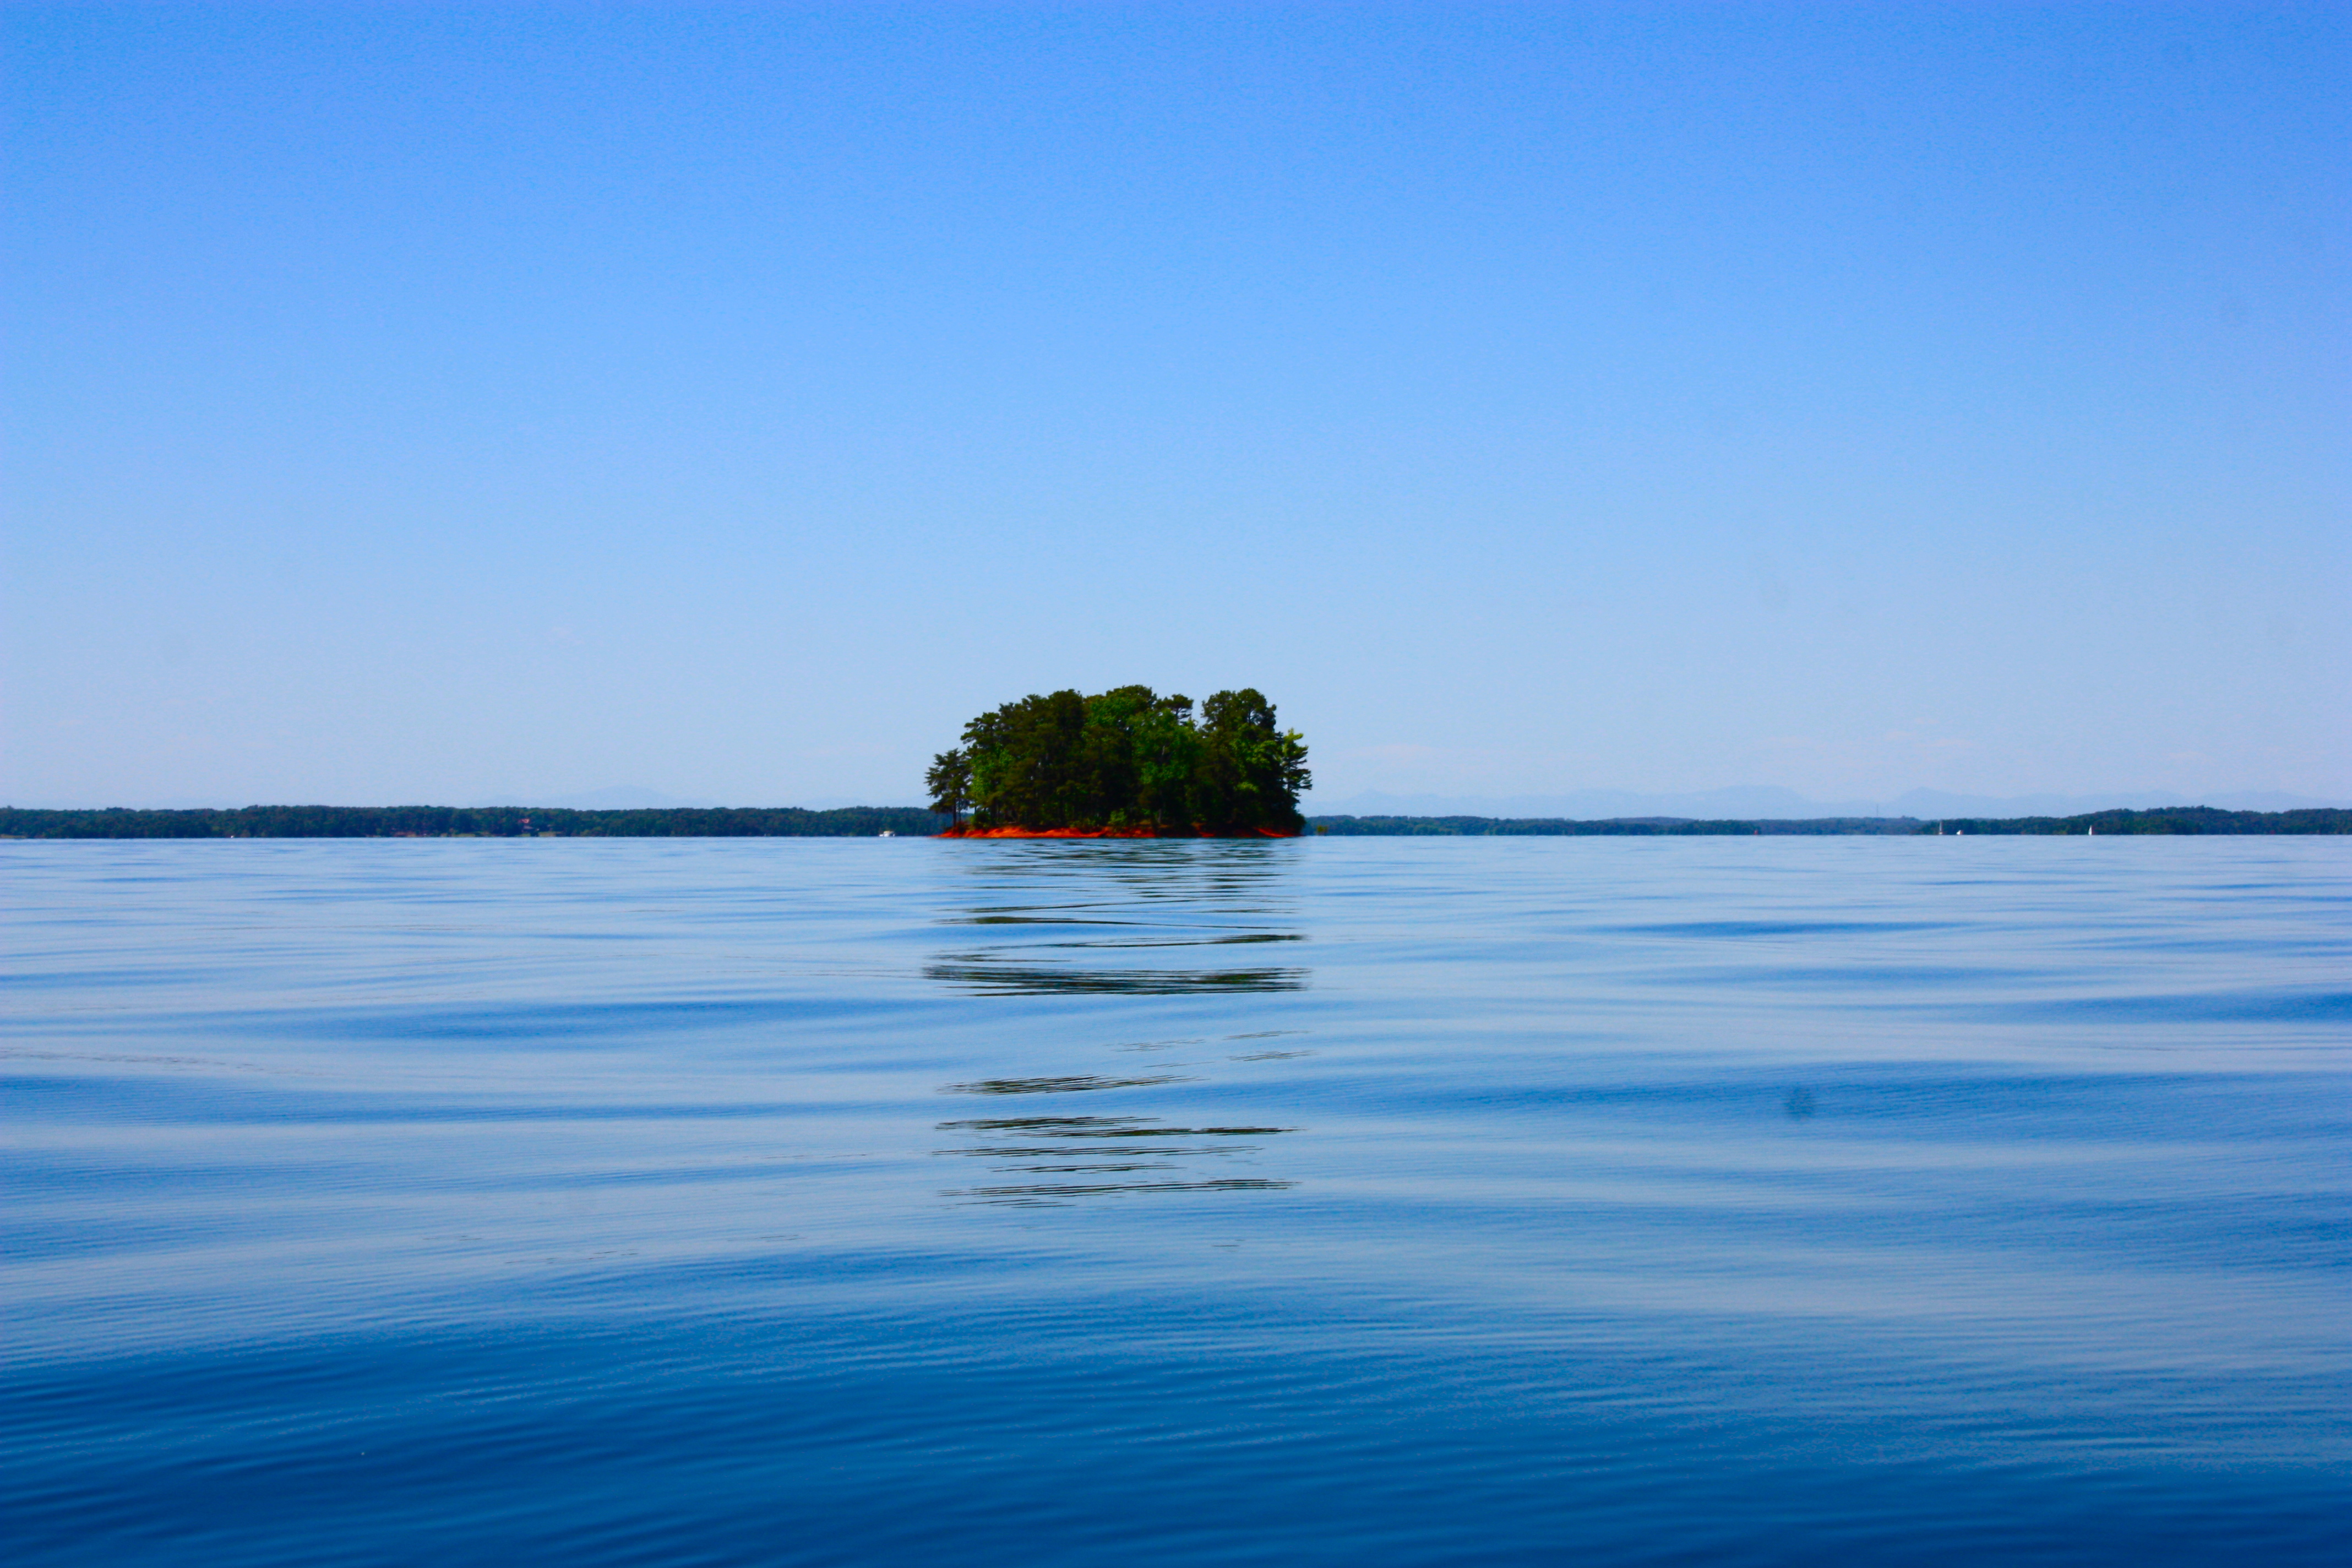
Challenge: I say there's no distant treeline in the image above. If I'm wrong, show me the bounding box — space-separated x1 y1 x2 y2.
0 805 948 839
8 803 2343 841
1919 806 2350 835
1309 808 2349 836
1309 816 1923 836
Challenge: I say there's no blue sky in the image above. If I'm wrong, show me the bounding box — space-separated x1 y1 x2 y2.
5 3 2344 808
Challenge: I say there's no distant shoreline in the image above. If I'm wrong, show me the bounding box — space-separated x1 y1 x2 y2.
1308 808 2349 836
0 805 948 840
3 805 2346 839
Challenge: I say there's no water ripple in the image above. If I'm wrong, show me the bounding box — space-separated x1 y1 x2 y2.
4 836 2347 1566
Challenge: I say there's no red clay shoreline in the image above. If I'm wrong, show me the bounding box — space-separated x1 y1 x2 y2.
937 825 1299 839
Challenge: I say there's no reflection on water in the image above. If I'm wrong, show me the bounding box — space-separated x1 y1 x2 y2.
935 1115 1297 1206
941 1074 1196 1095
13 837 2348 1566
928 840 1309 1202
923 840 1308 996
921 961 1306 994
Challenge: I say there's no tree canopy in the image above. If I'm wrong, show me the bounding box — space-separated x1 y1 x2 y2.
928 685 1310 836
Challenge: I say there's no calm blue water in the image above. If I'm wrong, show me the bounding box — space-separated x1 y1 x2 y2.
5 837 2347 1565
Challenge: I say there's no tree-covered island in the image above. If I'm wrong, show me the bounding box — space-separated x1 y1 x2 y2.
926 686 1310 836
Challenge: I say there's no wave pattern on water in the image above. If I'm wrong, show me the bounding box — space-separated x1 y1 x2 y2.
4 836 2349 1566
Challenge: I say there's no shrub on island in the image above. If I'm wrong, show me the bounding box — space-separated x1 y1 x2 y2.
927 686 1309 837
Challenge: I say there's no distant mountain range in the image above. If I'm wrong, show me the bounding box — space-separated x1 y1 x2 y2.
1309 787 2351 821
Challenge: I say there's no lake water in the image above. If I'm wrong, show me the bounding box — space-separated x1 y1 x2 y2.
5 837 2347 1565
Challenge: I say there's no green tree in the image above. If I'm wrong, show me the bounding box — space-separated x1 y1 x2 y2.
1197 688 1306 833
962 689 1090 829
1131 693 1202 832
925 748 972 827
944 683 1308 834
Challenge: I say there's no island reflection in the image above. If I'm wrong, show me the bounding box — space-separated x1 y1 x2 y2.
927 840 1308 1204
922 839 1308 996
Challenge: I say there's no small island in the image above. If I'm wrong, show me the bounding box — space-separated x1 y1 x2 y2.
926 685 1310 837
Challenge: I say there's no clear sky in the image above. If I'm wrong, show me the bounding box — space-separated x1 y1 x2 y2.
5 3 2344 809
